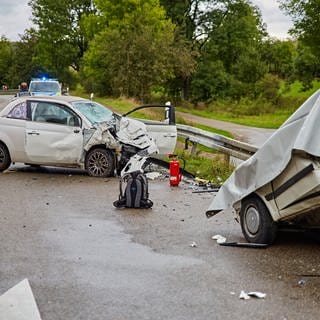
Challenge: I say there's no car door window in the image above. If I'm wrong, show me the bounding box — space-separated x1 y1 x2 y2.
7 102 28 120
31 102 80 127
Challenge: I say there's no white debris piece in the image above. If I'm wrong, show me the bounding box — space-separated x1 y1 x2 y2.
211 234 227 244
247 291 267 299
189 241 198 247
146 172 162 180
239 290 250 300
239 290 266 300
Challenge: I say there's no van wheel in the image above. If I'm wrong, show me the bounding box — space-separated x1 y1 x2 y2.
240 196 277 244
85 148 115 177
0 143 11 172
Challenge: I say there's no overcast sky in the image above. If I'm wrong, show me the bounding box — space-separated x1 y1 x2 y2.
0 0 293 41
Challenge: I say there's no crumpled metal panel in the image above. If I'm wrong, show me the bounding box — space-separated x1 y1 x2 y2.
116 117 155 150
83 122 120 152
206 90 320 216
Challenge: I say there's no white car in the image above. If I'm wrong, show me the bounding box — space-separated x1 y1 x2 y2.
0 95 177 177
206 90 320 244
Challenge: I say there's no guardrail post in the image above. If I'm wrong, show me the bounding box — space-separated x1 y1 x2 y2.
191 142 198 155
223 153 230 164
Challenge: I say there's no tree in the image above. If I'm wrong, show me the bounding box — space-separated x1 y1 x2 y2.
0 37 13 87
6 29 42 88
260 39 296 78
191 0 267 101
279 0 320 53
82 0 190 101
29 0 96 78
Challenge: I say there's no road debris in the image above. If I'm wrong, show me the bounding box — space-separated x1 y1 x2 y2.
239 290 266 300
189 241 198 247
239 291 250 300
219 242 268 249
298 279 306 286
146 172 162 180
211 234 227 244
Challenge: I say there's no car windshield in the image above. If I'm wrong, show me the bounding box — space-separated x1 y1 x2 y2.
30 81 60 92
72 101 114 124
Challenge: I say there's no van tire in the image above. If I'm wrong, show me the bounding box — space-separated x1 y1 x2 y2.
240 195 277 244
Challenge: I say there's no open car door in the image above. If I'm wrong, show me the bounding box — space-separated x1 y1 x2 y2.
122 104 177 156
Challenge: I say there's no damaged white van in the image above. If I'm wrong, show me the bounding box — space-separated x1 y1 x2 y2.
0 95 177 177
206 90 320 244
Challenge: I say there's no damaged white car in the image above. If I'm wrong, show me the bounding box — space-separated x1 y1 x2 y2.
206 90 320 244
0 95 177 177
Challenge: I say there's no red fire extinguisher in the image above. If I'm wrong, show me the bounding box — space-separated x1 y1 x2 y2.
168 154 184 187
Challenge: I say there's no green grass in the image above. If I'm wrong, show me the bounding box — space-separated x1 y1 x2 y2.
280 80 320 98
177 107 288 129
172 150 235 184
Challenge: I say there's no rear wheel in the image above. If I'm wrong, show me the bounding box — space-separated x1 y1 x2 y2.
0 143 11 172
240 195 277 244
85 148 115 177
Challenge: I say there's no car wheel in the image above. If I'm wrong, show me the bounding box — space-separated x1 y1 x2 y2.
85 148 115 177
240 195 277 244
0 143 11 172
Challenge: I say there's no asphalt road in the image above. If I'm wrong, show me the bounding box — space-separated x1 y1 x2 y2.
0 95 319 319
0 166 320 320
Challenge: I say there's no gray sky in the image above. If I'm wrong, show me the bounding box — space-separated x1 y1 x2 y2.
251 0 293 39
0 0 293 41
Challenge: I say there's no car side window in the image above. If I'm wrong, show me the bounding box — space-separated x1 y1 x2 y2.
7 102 28 120
31 102 80 127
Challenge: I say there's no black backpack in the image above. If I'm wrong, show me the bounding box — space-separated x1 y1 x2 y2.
113 171 153 209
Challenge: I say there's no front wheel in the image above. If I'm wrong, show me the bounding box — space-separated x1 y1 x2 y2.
240 195 277 244
85 148 115 177
0 143 11 172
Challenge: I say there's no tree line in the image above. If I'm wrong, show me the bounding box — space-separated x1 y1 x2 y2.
0 0 319 105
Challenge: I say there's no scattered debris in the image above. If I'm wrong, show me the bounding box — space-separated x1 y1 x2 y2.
239 291 250 300
146 172 162 180
219 242 268 249
192 188 219 194
211 234 227 244
298 279 306 286
239 290 266 300
189 241 198 247
247 291 267 299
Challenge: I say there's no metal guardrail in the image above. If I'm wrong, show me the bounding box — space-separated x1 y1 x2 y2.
0 89 18 95
176 124 257 160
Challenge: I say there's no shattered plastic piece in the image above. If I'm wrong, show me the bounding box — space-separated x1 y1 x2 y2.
298 279 306 286
247 291 267 299
146 172 161 180
239 291 250 300
239 291 266 300
211 234 227 244
189 241 197 247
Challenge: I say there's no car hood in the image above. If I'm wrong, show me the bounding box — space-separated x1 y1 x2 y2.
206 89 320 217
31 92 59 96
82 117 158 153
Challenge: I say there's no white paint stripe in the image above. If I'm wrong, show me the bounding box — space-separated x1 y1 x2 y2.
0 279 42 320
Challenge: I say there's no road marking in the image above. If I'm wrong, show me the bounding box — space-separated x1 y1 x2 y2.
0 279 42 319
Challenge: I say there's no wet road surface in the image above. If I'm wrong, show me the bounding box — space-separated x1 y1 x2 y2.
0 166 319 319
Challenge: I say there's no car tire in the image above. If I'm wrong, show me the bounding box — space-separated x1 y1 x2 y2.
85 148 115 177
240 195 277 244
0 143 11 172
